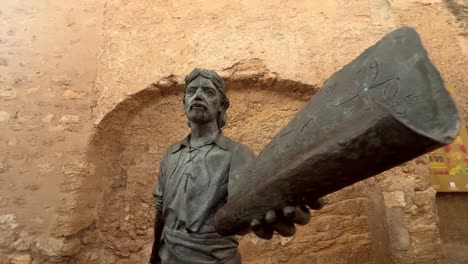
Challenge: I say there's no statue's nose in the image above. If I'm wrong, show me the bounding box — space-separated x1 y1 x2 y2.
193 89 204 100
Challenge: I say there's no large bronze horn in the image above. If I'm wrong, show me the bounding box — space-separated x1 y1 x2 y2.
215 27 460 236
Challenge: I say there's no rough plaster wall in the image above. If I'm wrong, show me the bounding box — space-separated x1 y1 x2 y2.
93 0 397 124
0 0 103 263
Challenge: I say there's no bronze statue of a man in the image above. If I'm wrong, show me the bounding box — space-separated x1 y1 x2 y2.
150 69 311 264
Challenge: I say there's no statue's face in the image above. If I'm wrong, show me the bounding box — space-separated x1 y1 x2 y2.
184 76 222 125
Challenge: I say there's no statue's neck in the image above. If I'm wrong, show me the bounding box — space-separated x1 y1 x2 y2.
189 121 219 148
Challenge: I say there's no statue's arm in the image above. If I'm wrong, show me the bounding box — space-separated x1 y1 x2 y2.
149 201 164 264
227 143 255 201
149 152 167 264
226 143 323 240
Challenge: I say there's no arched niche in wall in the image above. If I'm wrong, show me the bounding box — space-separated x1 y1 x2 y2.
78 60 385 263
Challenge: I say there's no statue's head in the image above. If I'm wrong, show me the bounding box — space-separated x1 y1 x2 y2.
183 68 230 128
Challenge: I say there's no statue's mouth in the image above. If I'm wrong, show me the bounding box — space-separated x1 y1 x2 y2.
190 102 207 110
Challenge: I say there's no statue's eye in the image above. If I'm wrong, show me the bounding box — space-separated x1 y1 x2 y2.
206 89 216 98
187 89 196 96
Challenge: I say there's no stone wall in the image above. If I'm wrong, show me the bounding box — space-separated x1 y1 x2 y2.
0 0 467 263
437 193 468 264
0 0 103 262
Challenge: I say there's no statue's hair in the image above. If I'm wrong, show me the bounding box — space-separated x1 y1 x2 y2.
184 68 230 128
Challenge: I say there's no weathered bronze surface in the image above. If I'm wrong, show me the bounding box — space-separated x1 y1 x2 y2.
150 69 308 264
215 27 460 236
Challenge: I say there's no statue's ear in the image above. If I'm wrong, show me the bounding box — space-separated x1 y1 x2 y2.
218 101 225 112
217 109 227 129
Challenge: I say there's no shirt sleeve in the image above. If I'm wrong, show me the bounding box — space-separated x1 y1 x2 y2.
153 151 167 212
227 143 255 201
153 184 163 212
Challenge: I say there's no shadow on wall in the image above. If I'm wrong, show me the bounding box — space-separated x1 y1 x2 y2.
437 192 468 264
444 0 468 36
82 79 187 262
74 59 385 263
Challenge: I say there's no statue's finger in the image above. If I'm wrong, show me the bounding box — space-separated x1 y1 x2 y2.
272 220 295 237
282 206 310 225
236 227 250 235
265 210 277 224
250 218 261 229
250 219 274 240
293 205 311 225
307 198 326 210
282 206 296 221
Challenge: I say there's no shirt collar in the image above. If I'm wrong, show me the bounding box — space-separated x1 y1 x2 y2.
171 131 230 153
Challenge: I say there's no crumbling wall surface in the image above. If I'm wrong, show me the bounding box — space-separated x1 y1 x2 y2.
93 0 398 124
0 0 103 263
436 193 468 264
83 0 468 263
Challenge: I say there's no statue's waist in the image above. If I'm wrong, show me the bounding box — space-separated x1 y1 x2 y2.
161 226 239 263
163 226 237 243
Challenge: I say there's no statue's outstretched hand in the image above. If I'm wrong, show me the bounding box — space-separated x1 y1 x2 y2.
249 199 325 240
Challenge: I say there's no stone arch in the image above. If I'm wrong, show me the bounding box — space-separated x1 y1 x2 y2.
75 59 384 263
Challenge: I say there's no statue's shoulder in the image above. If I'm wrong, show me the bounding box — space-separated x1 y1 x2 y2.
161 137 189 159
220 134 255 159
224 135 256 198
166 142 183 154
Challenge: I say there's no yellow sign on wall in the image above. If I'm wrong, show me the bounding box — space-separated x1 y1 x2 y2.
429 84 468 192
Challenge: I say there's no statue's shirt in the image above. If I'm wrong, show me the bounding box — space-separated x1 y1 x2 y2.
153 132 254 264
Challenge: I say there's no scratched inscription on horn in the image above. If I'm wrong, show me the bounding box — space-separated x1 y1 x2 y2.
382 78 407 118
327 59 379 108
